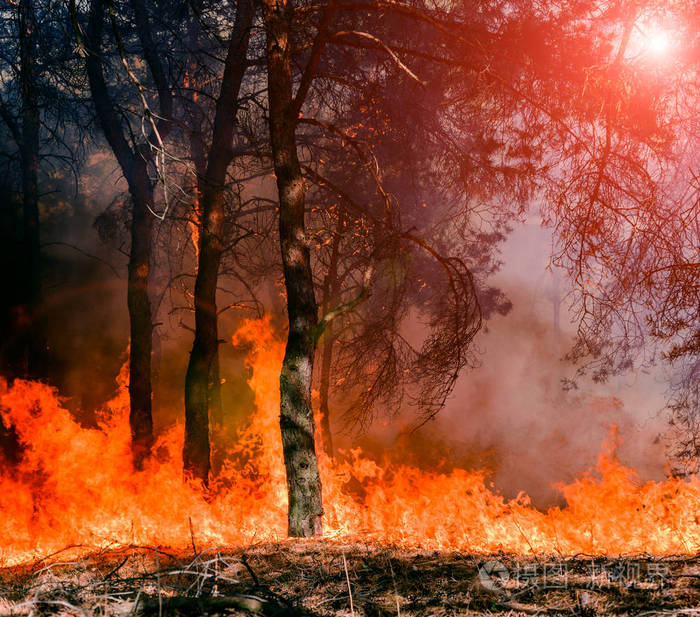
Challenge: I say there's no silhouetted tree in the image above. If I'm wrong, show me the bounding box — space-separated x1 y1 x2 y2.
77 0 173 468
259 0 510 534
301 44 515 450
182 0 256 486
0 0 82 379
487 1 698 415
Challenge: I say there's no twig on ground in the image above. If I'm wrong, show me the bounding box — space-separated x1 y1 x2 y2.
389 558 401 617
342 552 355 617
155 548 162 617
241 553 260 586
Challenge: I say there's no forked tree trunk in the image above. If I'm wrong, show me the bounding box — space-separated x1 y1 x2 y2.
182 0 254 485
264 0 323 537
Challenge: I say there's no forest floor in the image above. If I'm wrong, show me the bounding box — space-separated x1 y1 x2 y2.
1 541 699 616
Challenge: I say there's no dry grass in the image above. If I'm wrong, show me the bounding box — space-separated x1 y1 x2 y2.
1 542 699 616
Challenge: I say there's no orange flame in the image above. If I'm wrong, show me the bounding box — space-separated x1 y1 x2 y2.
1 318 699 566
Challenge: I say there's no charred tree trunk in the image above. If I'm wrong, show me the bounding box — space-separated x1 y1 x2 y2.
0 415 22 469
316 211 344 458
0 0 42 467
182 0 254 485
128 0 173 467
183 220 219 484
209 352 223 427
127 172 155 468
16 0 44 379
182 5 225 432
182 9 224 429
317 333 334 457
264 0 323 537
83 0 171 468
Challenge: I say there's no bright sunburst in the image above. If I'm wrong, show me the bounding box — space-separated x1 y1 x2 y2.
646 28 671 56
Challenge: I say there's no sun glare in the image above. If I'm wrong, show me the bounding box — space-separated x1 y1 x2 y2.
646 29 671 56
628 21 676 63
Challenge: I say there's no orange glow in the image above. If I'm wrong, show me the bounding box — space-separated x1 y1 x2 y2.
189 219 200 259
1 318 699 566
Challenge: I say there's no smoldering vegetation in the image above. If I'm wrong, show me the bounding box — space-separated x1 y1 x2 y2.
2 543 700 616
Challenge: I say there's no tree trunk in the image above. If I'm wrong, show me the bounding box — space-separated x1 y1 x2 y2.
264 0 323 537
127 169 155 470
18 0 44 379
182 9 224 429
316 211 344 458
85 0 167 468
0 415 22 469
317 333 334 457
183 240 218 484
209 352 223 427
182 0 254 485
0 0 42 467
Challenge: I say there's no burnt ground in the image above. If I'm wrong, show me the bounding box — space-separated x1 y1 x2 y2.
1 541 699 616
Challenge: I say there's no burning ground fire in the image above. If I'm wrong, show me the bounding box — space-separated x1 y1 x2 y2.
1 318 699 567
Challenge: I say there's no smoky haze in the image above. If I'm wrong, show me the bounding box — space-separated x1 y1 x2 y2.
37 149 669 510
338 222 669 508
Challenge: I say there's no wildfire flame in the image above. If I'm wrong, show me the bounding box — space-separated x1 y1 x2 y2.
1 318 699 566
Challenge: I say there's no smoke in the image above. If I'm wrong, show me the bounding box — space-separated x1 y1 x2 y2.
40 150 130 421
437 286 667 507
36 151 670 511
336 222 669 508
37 146 269 459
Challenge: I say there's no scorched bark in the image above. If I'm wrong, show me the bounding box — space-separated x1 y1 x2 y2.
263 0 324 537
182 0 254 485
